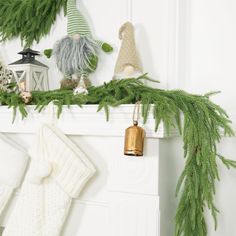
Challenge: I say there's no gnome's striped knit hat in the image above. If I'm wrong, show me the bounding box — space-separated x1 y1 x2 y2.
67 0 91 37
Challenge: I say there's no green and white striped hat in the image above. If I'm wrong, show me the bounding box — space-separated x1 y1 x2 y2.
67 0 91 37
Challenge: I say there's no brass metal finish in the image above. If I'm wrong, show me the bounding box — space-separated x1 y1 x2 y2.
124 122 145 156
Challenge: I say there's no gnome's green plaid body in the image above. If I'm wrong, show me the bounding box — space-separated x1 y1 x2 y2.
54 0 112 79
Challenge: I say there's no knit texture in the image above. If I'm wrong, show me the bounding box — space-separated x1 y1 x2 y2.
3 124 96 236
114 22 143 75
0 134 28 217
67 0 91 36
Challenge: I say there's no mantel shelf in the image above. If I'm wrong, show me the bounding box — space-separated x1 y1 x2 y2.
0 104 179 138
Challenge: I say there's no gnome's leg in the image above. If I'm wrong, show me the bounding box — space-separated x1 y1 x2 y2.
3 125 96 236
60 73 77 90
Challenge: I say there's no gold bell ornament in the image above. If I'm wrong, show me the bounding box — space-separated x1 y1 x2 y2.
124 102 145 156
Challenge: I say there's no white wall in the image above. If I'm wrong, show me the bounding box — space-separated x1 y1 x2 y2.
178 0 236 113
1 0 236 235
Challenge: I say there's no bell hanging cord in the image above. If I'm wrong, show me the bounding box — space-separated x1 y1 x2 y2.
132 101 141 125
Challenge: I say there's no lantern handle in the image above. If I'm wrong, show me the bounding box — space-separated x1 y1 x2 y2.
133 101 141 125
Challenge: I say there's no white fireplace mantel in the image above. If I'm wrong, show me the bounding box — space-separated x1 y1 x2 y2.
0 104 179 138
0 104 177 236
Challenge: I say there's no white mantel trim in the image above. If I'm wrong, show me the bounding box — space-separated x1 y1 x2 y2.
0 105 179 138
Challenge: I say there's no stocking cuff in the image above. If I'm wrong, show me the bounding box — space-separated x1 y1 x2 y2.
53 156 95 198
41 125 96 198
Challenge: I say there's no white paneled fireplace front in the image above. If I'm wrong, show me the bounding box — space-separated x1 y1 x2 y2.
0 105 175 236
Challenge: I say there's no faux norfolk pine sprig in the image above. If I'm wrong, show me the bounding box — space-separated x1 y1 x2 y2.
0 0 67 47
0 74 236 236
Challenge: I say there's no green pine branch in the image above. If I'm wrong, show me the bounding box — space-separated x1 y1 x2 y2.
0 75 235 236
0 0 67 47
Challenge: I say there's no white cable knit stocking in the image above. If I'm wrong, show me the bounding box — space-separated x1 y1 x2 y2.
0 134 29 217
3 124 96 236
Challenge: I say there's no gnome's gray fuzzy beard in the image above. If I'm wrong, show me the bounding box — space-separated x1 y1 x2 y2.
54 36 98 76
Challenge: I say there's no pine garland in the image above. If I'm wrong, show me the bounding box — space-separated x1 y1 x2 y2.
0 0 67 47
0 74 235 236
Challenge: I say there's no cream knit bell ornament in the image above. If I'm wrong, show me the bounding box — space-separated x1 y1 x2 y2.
114 22 143 78
3 124 96 236
0 134 29 217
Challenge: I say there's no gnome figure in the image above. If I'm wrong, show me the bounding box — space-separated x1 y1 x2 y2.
114 22 143 79
53 0 113 94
